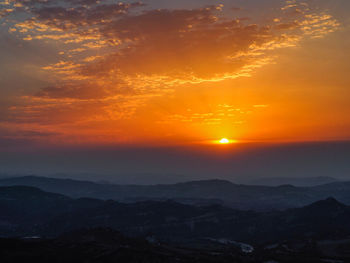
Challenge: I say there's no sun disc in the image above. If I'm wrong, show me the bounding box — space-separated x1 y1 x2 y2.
219 138 230 144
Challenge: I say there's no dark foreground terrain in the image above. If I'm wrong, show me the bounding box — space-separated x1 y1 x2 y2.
1 228 350 263
2 184 350 262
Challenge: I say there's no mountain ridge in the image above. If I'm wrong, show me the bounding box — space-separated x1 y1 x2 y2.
1 185 350 244
2 175 350 211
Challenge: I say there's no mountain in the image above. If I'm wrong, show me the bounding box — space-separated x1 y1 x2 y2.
0 176 107 198
1 185 350 245
0 186 104 236
247 176 339 187
0 186 69 234
2 175 350 211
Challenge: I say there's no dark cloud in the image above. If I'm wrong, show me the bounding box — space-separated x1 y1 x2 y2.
34 78 138 100
35 83 109 99
67 0 105 6
80 7 273 79
3 129 59 137
275 21 299 30
7 100 110 125
32 2 143 30
15 0 50 5
10 1 339 87
15 0 105 7
231 7 243 11
0 126 60 150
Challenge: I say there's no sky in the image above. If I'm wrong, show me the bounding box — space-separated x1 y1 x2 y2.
0 0 350 182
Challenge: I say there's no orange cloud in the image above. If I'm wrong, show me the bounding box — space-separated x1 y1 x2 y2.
0 0 343 145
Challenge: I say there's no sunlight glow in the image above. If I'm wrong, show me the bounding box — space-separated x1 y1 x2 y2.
219 138 230 144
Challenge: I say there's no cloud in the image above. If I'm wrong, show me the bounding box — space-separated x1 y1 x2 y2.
0 0 341 142
35 83 109 99
80 7 272 80
8 1 340 86
274 21 299 30
32 2 143 30
161 104 267 126
0 122 61 150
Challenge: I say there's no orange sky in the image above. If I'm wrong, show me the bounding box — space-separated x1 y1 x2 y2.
1 0 350 148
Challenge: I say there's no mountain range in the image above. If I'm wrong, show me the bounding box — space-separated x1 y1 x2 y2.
1 185 350 246
1 175 350 210
245 176 339 187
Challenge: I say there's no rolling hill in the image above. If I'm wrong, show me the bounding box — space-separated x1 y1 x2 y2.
2 176 350 210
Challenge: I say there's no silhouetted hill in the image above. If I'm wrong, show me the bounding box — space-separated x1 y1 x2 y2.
0 186 105 237
0 176 106 197
0 186 70 235
1 186 350 245
303 196 347 211
247 176 339 187
5 175 350 211
0 185 68 200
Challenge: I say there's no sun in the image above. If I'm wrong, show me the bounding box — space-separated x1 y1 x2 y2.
219 138 230 144
209 138 238 145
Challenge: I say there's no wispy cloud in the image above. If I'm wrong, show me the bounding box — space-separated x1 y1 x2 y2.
160 104 268 126
0 0 341 143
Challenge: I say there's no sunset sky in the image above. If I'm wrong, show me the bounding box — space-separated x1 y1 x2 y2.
1 0 350 148
1 0 350 180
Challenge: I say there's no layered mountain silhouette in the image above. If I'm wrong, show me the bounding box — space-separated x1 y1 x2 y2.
1 185 350 245
2 176 350 210
247 176 339 187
